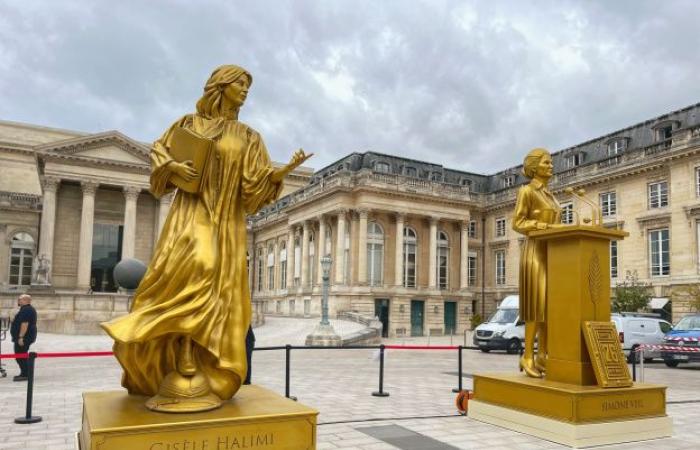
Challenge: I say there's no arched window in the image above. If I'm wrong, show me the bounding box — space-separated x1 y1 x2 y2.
308 232 316 286
9 232 34 286
279 241 287 289
403 166 417 177
293 237 301 286
267 244 275 290
437 230 449 290
367 222 384 286
374 162 390 174
403 227 417 288
256 247 264 292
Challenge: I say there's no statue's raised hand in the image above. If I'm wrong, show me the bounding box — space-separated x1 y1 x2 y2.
271 149 313 183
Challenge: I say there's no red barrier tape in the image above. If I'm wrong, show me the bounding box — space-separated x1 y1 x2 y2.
385 345 459 350
0 351 114 360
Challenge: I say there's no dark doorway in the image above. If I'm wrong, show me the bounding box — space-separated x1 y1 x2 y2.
91 223 123 292
444 301 457 335
410 300 424 337
374 298 390 338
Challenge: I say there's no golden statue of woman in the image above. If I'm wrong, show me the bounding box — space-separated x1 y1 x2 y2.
512 148 561 378
102 65 311 412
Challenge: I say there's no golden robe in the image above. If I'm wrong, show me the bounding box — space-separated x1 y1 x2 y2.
512 179 561 323
102 114 282 399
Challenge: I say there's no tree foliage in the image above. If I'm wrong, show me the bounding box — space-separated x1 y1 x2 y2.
612 272 652 313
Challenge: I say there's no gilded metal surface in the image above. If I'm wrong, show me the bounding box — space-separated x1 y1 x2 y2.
472 373 665 424
583 321 633 388
80 385 318 450
101 65 312 411
512 148 561 377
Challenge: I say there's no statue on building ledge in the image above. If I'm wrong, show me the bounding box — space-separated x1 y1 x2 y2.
31 254 51 286
102 65 312 412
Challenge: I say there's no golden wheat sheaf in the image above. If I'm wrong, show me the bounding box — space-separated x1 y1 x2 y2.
588 251 601 307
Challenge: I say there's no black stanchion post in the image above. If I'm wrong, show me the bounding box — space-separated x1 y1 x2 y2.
452 345 464 393
631 351 636 382
15 352 42 424
284 345 297 401
372 344 390 397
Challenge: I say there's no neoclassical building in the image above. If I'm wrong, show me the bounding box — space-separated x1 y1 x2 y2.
0 120 312 332
249 103 700 337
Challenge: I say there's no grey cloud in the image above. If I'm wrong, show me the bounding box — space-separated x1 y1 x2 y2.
1 0 698 173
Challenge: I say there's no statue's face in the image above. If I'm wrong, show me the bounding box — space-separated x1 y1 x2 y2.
535 154 553 179
222 76 250 108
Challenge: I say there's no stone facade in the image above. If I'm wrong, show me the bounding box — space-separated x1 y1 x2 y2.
0 120 311 333
250 103 700 336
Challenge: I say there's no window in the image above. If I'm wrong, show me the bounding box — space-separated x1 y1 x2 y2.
468 252 477 286
607 139 625 156
648 181 668 209
566 153 584 168
657 125 673 142
600 192 617 217
503 175 515 188
375 162 390 174
561 202 573 224
403 227 417 288
430 172 442 182
279 241 287 289
468 220 477 238
495 218 506 237
495 250 506 285
289 299 295 315
267 244 275 290
610 241 618 279
344 228 350 283
91 224 122 292
308 232 316 286
293 237 301 286
403 166 417 177
460 178 472 188
367 222 384 286
649 228 670 276
256 247 264 292
324 225 332 256
9 232 34 287
436 231 449 290
276 301 282 314
696 167 700 197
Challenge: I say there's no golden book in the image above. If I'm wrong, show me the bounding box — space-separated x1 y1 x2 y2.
582 321 633 388
168 126 213 193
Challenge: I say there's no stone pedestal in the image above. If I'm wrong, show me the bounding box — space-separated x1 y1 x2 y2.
305 323 341 346
79 385 317 450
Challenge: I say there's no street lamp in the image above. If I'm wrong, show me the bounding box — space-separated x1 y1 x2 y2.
305 254 341 346
320 255 332 326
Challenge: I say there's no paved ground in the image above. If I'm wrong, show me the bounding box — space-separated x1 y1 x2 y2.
0 317 699 450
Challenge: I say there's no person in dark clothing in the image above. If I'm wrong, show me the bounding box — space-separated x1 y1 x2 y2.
244 326 255 385
10 294 37 382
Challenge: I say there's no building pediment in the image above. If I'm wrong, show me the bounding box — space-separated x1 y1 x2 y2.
36 131 150 166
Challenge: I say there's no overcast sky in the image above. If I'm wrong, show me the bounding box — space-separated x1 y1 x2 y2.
1 0 699 173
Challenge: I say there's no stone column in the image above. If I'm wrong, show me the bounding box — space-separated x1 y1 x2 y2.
428 217 438 289
460 220 470 290
77 181 98 290
301 220 310 287
155 192 174 241
286 228 295 289
395 213 405 286
0 224 8 286
334 209 347 284
316 216 326 285
38 177 60 270
357 209 369 284
122 186 140 260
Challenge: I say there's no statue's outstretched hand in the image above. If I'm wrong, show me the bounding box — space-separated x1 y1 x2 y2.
271 148 313 183
170 160 199 182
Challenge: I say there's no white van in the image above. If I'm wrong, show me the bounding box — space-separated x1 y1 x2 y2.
473 295 524 353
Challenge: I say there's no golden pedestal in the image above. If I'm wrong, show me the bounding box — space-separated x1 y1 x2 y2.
469 226 673 447
79 385 318 450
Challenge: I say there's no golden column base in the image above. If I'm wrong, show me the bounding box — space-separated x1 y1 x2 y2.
79 385 318 450
469 373 672 448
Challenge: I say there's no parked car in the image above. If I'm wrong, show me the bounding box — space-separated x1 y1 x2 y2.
611 313 672 363
473 296 524 354
661 314 700 368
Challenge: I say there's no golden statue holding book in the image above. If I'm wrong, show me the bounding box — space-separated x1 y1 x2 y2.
101 65 311 413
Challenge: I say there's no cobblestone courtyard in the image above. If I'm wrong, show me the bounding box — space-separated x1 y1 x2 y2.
1 317 699 450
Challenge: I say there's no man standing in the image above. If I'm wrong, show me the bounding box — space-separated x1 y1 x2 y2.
11 294 37 382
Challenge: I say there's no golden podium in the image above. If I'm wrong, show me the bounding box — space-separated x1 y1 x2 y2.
469 150 672 448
